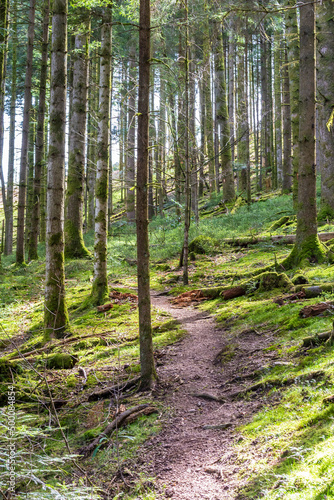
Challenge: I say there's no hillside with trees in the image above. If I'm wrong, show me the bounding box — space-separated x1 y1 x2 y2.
1 0 334 498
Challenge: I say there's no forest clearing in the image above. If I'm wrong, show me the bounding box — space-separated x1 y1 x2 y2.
1 0 334 498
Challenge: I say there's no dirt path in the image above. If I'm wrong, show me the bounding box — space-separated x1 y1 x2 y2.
141 292 279 499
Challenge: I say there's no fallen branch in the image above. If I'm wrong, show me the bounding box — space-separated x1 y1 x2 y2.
9 331 114 360
78 404 157 456
87 376 141 402
221 286 246 300
302 331 334 348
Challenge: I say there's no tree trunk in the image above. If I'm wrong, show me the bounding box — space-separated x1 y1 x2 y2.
27 0 50 261
203 17 215 193
90 7 112 305
126 44 136 221
214 23 235 203
87 47 98 231
65 13 91 258
4 0 14 256
16 0 36 264
285 0 300 207
282 45 292 193
317 0 334 220
136 0 156 389
274 34 283 188
0 0 8 230
284 2 325 268
44 0 69 339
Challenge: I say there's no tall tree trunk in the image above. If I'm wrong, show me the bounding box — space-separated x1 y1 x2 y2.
28 0 50 261
90 7 112 305
282 45 292 193
65 13 91 258
157 69 166 216
203 17 215 193
126 44 136 220
182 0 190 286
44 0 69 339
228 24 235 166
285 0 300 207
0 0 8 228
274 34 283 188
317 0 334 220
284 2 324 267
214 23 235 203
87 47 98 231
136 0 156 389
237 36 249 193
4 0 14 256
16 0 36 264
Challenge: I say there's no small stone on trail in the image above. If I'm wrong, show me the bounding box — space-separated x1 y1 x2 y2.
202 423 232 430
165 488 174 498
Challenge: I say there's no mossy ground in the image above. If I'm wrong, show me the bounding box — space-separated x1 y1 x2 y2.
2 189 334 498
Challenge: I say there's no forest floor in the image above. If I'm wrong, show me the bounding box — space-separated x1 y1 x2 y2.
141 292 281 499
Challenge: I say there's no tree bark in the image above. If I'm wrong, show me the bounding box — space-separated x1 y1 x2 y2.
317 0 334 220
126 44 136 221
90 7 112 305
283 1 324 268
44 0 69 339
136 0 156 389
27 0 50 261
65 13 91 258
282 45 292 193
214 23 235 203
16 0 36 264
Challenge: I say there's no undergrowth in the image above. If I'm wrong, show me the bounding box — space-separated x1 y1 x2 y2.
2 190 334 498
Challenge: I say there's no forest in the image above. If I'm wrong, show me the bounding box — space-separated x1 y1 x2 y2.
1 0 334 498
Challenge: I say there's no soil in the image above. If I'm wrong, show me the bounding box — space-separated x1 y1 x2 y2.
139 292 281 500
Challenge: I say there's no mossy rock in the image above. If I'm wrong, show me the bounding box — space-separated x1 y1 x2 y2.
258 272 293 291
188 235 219 255
292 274 309 285
0 359 23 381
269 216 290 232
46 353 78 370
243 272 293 293
155 263 171 271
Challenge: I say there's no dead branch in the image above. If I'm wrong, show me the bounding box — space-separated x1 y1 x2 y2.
87 376 141 402
78 404 157 456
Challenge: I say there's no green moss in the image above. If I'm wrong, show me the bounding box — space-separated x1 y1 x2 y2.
282 235 328 269
269 216 290 231
318 203 334 222
64 220 91 259
0 358 23 381
188 235 219 255
66 374 78 387
46 353 77 370
292 274 309 285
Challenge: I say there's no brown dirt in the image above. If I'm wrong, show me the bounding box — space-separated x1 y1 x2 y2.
140 292 281 500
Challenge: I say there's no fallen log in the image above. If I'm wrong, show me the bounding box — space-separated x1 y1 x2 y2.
78 404 157 456
294 284 334 297
302 331 333 348
222 232 334 248
299 302 334 318
221 286 246 300
87 376 141 402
